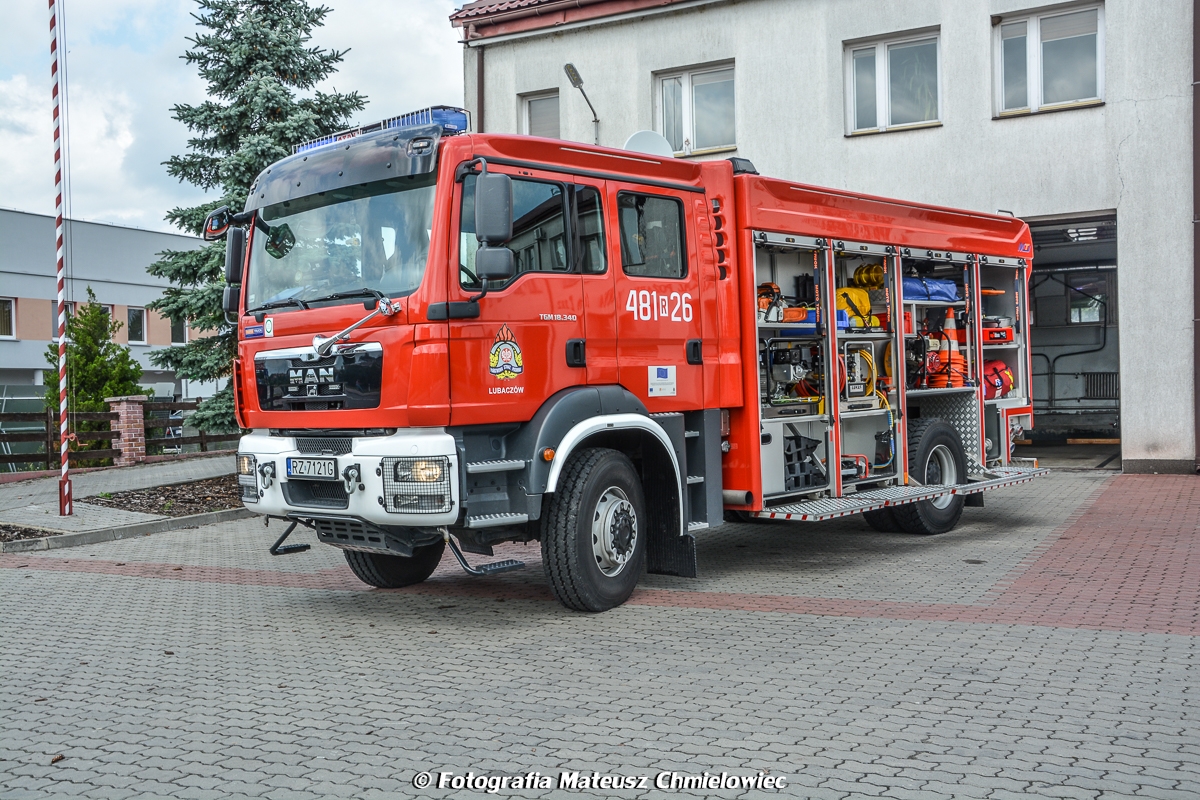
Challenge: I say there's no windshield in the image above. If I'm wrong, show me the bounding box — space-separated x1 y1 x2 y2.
245 173 437 312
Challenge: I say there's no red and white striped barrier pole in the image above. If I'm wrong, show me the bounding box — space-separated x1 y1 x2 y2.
50 0 71 515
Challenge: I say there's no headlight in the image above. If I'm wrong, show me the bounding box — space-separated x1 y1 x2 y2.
396 459 443 483
237 454 256 476
382 456 452 514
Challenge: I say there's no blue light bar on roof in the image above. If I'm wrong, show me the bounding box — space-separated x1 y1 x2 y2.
293 105 470 154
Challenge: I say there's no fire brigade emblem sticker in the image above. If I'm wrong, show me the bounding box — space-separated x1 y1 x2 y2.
489 324 524 381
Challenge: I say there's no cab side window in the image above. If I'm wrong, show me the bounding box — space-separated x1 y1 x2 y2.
575 185 607 274
460 174 568 289
618 193 687 279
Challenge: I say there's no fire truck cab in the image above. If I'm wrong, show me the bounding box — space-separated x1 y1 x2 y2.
214 107 1045 612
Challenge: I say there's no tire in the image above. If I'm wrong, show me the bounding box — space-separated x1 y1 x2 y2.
893 418 967 535
862 507 903 532
541 448 647 612
343 539 445 588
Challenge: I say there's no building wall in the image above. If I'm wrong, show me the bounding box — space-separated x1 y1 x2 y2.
0 209 206 395
463 0 1194 469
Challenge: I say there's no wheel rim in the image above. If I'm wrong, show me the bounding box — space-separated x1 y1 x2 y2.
591 486 637 577
924 444 958 509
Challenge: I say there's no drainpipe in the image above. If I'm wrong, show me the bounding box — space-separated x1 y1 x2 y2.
1194 0 1199 470
476 43 485 133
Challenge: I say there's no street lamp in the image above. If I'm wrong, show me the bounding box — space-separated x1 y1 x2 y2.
564 63 599 146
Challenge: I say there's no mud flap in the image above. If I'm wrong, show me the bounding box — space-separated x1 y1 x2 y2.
643 421 697 578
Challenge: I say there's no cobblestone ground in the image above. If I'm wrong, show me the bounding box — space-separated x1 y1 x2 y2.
1 470 1197 799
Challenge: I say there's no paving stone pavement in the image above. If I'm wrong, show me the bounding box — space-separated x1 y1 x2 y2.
1 470 1198 799
0 502 165 533
0 455 235 512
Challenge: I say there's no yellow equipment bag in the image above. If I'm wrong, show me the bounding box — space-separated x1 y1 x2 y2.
836 287 876 326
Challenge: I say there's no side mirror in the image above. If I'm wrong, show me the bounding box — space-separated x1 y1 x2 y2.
224 226 246 284
476 246 515 282
203 206 232 241
474 172 513 244
222 285 240 315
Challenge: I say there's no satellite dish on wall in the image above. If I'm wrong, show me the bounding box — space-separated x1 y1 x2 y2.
623 130 675 158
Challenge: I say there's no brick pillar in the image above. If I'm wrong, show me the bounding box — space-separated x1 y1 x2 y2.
105 395 148 467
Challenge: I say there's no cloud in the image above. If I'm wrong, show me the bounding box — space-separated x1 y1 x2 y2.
0 0 465 234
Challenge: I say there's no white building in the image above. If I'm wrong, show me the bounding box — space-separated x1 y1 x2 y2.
450 0 1193 474
0 208 209 399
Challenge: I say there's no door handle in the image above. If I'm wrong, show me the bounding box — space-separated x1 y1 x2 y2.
686 339 703 365
566 339 587 368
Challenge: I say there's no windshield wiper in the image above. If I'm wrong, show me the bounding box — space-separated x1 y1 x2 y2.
246 297 309 317
301 287 385 309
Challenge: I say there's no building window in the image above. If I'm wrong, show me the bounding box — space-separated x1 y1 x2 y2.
656 64 735 155
523 92 560 139
171 317 188 344
847 32 940 133
0 298 14 339
128 307 146 344
618 193 687 279
996 6 1103 115
50 300 75 340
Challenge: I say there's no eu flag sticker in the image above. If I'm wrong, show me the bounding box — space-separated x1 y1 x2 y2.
648 365 676 397
244 325 264 338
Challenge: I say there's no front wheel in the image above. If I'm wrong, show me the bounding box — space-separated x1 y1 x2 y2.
344 540 445 588
893 418 967 535
541 448 647 612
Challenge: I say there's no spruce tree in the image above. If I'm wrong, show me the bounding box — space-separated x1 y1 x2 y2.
148 0 365 431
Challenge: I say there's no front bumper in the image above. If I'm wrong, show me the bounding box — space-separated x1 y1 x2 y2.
237 429 460 529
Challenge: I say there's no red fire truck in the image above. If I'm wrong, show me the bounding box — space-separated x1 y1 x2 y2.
206 106 1045 612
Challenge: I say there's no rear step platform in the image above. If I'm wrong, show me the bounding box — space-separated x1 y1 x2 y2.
445 534 525 576
754 466 1048 522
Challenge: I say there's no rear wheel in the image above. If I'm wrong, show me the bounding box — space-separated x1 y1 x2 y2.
862 507 903 532
343 540 445 588
894 418 967 535
542 448 647 612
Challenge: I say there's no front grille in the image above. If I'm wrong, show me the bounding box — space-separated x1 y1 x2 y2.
282 479 349 509
381 456 452 513
296 437 353 455
255 346 382 412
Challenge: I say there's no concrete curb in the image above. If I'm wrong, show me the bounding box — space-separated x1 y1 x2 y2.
0 507 255 553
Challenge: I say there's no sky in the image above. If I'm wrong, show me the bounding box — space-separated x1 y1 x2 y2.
0 0 465 234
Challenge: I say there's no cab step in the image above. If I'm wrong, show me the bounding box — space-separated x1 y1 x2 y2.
466 512 529 529
466 459 526 474
445 535 525 577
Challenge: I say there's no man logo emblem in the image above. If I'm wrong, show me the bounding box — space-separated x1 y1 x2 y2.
489 324 524 380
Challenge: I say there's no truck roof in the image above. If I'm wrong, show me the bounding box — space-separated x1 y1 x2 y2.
466 133 1032 260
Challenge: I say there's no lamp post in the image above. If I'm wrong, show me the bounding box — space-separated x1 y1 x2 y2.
564 63 599 146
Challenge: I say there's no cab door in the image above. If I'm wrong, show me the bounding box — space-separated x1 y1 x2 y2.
608 183 705 410
447 167 587 426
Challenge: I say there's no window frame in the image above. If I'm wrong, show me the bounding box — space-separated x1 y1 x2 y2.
844 29 943 135
50 300 75 341
0 297 15 340
653 62 736 157
127 306 147 345
993 4 1105 117
521 90 561 139
170 316 188 345
616 190 689 281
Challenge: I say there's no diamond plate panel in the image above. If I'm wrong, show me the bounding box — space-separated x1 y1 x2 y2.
917 391 982 469
755 466 1047 522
